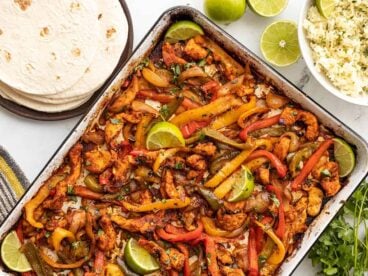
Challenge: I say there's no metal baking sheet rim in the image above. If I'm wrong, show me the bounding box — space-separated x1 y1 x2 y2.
0 6 367 275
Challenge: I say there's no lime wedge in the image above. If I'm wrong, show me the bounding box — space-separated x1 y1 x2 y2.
260 20 300 67
165 21 204 43
146 121 185 150
124 238 160 274
248 0 288 17
1 231 31 273
333 138 355 177
228 166 255 202
316 0 336 18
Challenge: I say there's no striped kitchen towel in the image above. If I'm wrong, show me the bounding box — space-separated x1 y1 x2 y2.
0 146 29 223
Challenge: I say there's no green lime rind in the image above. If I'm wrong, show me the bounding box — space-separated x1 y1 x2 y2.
248 0 288 17
260 20 301 67
146 121 185 150
316 0 336 18
333 138 355 177
165 20 204 43
1 231 32 273
228 166 255 202
204 0 246 23
124 238 160 275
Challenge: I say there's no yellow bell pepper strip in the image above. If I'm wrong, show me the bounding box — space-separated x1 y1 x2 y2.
201 217 230 237
245 157 269 172
204 147 255 188
105 263 124 276
254 220 286 265
254 138 274 151
24 174 65 229
24 185 50 229
50 227 76 251
237 107 269 129
122 197 191 212
210 96 256 130
213 170 240 199
142 68 170 87
170 95 241 127
135 113 153 148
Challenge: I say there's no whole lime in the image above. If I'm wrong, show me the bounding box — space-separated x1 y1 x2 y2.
204 0 246 24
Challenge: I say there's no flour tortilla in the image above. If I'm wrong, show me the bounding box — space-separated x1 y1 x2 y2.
4 83 95 105
0 0 99 95
0 83 92 112
17 0 129 103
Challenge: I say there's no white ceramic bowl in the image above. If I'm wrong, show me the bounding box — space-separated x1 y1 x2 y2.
298 0 368 106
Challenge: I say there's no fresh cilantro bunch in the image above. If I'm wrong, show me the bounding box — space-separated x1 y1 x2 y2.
309 181 368 275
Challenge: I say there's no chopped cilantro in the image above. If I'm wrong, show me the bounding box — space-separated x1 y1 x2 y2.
270 194 280 207
160 104 170 119
197 59 206 67
321 169 331 177
174 162 184 170
67 185 74 195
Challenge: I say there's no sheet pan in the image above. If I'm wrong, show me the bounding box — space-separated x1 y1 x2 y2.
0 6 367 275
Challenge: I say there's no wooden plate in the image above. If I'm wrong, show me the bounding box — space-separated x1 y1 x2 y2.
0 0 133 121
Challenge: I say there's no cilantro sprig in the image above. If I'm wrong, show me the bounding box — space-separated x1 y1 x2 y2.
309 181 368 275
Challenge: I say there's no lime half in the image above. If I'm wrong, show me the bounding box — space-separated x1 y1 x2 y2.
124 238 160 274
248 0 288 17
228 166 255 202
316 0 336 18
165 21 204 43
260 20 300 67
1 231 31 272
146 121 185 150
204 0 246 24
333 138 355 177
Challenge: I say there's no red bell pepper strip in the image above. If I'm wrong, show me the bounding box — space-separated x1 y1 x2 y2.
177 243 190 276
239 115 280 141
182 97 201 110
291 139 334 190
169 271 179 276
255 216 273 253
203 235 220 276
248 227 259 276
247 150 288 178
266 185 285 240
156 222 203 242
137 89 175 103
94 250 105 274
180 121 210 138
74 186 103 200
16 221 24 244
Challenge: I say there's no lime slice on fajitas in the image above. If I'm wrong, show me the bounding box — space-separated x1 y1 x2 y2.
146 121 185 150
1 231 31 272
124 238 160 274
333 138 355 177
165 21 204 43
228 166 255 202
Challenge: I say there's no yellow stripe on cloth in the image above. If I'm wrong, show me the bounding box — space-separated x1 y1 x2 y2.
0 156 25 199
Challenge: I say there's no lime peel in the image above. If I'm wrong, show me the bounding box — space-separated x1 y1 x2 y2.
1 231 32 272
228 166 255 202
165 21 204 43
248 0 288 17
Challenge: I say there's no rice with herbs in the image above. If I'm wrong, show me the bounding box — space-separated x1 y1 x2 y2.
304 0 368 97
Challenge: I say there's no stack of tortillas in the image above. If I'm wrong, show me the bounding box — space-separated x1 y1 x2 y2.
0 0 128 112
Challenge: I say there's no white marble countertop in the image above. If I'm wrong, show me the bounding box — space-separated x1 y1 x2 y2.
0 0 367 274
